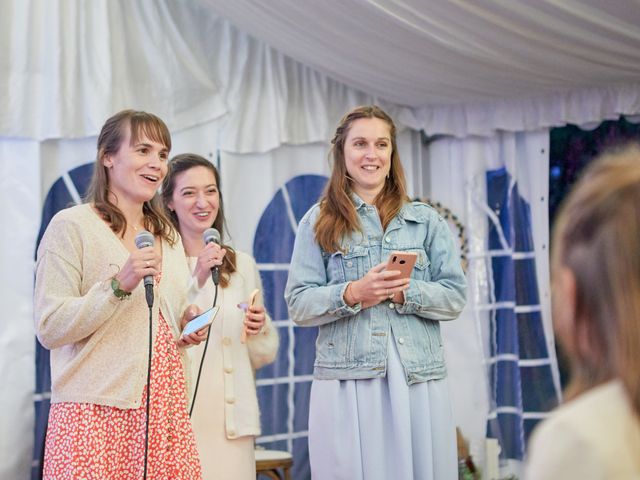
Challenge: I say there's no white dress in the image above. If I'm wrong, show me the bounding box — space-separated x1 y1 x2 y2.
187 253 279 480
308 333 458 480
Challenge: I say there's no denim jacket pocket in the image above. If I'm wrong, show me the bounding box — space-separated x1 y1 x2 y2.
408 248 431 282
338 245 370 282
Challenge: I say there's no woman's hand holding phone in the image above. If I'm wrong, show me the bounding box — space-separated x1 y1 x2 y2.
237 289 264 343
178 305 217 347
384 251 417 302
346 255 412 308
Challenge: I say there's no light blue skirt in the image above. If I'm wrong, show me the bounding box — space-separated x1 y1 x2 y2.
308 337 457 480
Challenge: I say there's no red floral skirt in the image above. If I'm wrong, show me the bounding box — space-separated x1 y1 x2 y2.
43 313 202 479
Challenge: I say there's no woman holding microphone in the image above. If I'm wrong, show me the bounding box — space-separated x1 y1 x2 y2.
162 153 279 479
35 110 206 479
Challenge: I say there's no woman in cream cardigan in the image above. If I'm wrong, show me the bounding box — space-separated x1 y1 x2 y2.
162 153 279 479
35 110 207 478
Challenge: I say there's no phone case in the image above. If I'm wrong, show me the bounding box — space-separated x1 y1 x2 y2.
386 251 418 279
386 252 417 302
240 289 260 343
182 306 220 336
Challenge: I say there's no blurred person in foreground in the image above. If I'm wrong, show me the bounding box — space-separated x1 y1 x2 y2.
525 144 640 479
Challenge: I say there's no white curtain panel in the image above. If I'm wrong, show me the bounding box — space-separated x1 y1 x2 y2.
0 0 227 140
0 0 402 152
220 143 330 253
0 138 43 480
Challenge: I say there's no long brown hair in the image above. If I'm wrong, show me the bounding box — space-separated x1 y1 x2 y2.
552 143 640 416
85 109 176 244
314 105 409 252
161 153 237 288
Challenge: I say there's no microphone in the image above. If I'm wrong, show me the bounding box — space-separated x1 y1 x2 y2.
203 227 221 285
135 230 155 307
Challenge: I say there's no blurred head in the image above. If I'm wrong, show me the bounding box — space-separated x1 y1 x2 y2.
162 154 225 241
329 105 405 202
552 143 640 413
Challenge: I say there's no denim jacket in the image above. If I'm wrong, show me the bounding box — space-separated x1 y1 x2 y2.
284 195 467 385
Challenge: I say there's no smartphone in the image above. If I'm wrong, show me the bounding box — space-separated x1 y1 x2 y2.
386 251 418 279
182 305 220 336
386 251 417 302
239 289 260 343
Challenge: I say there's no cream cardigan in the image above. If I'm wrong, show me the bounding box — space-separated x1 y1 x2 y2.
525 380 640 479
188 250 279 440
34 203 193 409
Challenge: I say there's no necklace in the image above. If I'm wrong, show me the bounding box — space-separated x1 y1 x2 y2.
128 221 145 232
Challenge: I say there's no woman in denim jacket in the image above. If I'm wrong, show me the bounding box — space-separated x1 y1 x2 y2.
285 105 466 480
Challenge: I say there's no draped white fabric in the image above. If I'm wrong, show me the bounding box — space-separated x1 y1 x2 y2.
206 0 640 106
0 0 405 152
2 0 640 150
0 139 41 480
203 0 640 138
0 0 227 140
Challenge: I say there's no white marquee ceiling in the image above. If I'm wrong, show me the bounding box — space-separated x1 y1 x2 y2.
2 0 639 147
202 0 640 108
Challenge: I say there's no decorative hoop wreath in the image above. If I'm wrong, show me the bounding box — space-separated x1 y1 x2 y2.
418 198 469 272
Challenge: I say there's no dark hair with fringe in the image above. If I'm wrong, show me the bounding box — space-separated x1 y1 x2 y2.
161 153 237 288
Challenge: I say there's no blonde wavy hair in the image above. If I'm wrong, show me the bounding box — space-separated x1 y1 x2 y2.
552 143 640 416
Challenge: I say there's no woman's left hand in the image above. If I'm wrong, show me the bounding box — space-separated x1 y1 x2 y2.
177 304 209 347
244 304 266 337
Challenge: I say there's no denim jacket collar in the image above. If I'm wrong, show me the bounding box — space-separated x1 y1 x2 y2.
398 205 428 224
349 191 369 211
350 191 428 225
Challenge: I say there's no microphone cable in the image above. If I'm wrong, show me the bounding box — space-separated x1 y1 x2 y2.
135 230 155 480
189 282 218 417
143 291 153 480
189 228 222 417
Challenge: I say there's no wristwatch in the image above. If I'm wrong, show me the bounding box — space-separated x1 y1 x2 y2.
111 277 131 300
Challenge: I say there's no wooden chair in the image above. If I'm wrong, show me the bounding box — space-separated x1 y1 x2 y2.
255 449 293 480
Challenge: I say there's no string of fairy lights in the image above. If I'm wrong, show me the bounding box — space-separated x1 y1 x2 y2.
418 198 468 272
